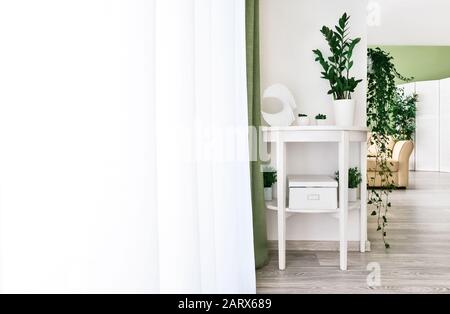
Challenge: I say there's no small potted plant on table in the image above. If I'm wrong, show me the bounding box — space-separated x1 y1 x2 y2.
315 114 328 126
263 166 277 201
297 114 310 126
335 167 362 202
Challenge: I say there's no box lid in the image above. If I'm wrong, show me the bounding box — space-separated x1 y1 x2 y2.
288 175 338 188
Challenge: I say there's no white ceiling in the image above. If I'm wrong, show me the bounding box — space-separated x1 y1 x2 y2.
368 0 450 45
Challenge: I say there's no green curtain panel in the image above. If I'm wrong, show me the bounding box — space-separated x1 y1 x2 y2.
246 0 269 269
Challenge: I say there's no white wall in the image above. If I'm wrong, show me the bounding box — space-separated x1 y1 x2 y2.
368 0 450 45
0 0 157 293
400 79 450 172
260 0 368 241
440 78 450 173
415 81 440 172
402 79 450 174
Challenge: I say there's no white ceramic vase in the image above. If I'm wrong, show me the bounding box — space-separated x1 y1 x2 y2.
297 116 310 126
333 99 356 127
349 188 358 202
316 119 328 126
264 187 273 201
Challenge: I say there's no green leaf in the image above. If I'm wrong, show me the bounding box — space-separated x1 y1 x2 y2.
348 61 354 70
339 13 348 29
313 12 362 98
335 26 344 35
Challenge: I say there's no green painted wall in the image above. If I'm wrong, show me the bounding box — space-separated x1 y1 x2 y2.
369 46 450 83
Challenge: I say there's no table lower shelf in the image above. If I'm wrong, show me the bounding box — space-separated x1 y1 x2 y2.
265 199 361 214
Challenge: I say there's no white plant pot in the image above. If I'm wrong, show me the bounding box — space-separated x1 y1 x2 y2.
349 188 358 202
264 187 273 201
333 99 356 127
316 119 328 126
297 116 310 126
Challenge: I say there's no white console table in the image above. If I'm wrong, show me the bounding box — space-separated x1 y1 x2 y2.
262 126 368 271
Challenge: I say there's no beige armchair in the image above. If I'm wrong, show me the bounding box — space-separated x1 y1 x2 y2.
367 135 414 188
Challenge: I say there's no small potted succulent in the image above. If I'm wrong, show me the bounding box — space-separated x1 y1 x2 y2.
297 114 310 126
335 167 362 202
263 166 277 201
315 114 328 126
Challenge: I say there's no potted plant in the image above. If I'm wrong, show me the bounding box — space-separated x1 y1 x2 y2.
335 167 362 202
315 114 328 126
313 13 363 127
297 114 310 126
263 167 277 201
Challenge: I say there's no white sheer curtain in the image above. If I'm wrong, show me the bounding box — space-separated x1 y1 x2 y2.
155 0 255 294
0 0 255 293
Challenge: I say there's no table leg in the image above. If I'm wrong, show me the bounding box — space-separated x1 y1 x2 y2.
339 132 349 271
360 141 368 252
276 141 286 270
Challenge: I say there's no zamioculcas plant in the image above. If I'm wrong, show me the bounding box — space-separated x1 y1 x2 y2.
313 13 362 127
313 13 362 100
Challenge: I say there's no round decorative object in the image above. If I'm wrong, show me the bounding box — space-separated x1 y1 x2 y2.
261 84 297 127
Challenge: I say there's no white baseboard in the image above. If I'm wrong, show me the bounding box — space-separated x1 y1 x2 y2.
268 240 371 252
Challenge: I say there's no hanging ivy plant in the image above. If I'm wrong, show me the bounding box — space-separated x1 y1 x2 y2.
367 48 414 248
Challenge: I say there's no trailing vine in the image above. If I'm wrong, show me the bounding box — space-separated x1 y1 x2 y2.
367 48 414 248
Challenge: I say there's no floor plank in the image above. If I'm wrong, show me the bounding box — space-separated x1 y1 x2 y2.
256 171 450 294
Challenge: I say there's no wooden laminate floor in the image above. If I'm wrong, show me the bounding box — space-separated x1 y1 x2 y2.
256 171 450 294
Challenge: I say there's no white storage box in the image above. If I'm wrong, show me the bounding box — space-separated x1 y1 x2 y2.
288 175 338 210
